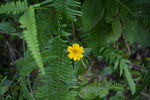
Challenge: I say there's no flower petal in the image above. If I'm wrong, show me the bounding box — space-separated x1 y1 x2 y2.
67 46 73 52
68 53 73 59
79 47 84 53
78 53 83 58
72 43 79 49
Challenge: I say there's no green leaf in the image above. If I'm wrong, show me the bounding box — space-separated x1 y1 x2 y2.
0 77 11 96
124 19 150 47
133 67 150 99
19 6 45 74
81 0 104 31
79 84 109 99
0 22 16 33
112 19 122 41
82 22 112 55
101 66 114 75
124 65 136 94
109 91 124 100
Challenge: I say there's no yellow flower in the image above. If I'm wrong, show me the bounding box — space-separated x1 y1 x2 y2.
67 43 84 61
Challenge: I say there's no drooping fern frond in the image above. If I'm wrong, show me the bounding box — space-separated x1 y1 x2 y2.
16 37 78 100
0 0 28 14
16 50 56 76
19 6 45 74
100 47 136 94
34 37 78 100
16 54 37 100
16 50 57 99
52 0 82 21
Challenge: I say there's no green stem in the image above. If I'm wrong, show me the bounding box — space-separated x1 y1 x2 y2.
117 0 134 14
34 7 49 10
27 75 35 100
72 22 76 42
81 59 87 68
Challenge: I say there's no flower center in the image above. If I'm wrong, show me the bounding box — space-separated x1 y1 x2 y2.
73 49 78 54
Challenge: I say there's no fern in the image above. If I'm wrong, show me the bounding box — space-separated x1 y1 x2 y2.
34 37 78 100
16 55 36 100
0 0 28 14
16 50 57 99
16 35 77 99
133 67 150 99
36 10 57 48
52 0 82 21
19 6 45 74
111 82 124 91
100 47 136 94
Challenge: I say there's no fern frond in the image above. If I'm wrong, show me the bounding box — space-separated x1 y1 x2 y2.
16 50 57 99
100 47 136 94
111 82 125 91
16 54 37 100
131 5 150 26
18 77 34 100
52 0 82 21
16 50 56 77
34 37 78 100
36 10 57 48
16 37 78 100
19 6 45 74
0 0 28 14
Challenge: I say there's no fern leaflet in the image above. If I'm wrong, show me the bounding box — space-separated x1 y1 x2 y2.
19 6 45 74
100 47 136 94
0 0 28 14
52 0 82 21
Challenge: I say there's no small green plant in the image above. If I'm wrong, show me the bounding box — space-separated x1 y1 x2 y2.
0 0 150 100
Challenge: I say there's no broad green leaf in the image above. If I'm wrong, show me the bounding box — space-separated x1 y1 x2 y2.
112 19 122 41
0 22 16 33
81 0 104 31
124 19 150 47
83 22 112 54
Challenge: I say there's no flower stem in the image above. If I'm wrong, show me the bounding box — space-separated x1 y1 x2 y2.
81 59 87 68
